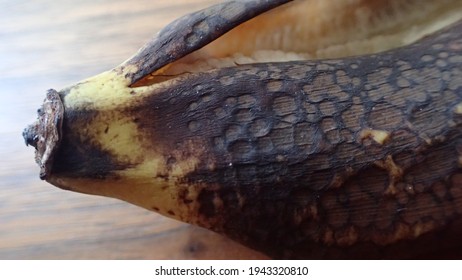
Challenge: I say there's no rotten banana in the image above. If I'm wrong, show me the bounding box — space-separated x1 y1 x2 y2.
23 0 462 259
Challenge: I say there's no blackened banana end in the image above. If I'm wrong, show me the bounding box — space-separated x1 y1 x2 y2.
23 89 64 179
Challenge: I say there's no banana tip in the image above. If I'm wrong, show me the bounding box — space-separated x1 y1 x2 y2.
23 89 64 179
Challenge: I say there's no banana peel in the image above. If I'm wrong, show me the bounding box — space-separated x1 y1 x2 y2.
23 0 462 259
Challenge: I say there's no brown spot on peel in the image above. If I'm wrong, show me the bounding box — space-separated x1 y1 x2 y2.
374 155 404 195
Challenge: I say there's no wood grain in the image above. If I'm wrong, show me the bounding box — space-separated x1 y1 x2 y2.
0 0 266 259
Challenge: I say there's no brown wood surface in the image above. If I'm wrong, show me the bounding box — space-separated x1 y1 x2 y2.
0 0 266 260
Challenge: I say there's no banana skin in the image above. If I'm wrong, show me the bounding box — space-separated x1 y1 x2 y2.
24 0 462 259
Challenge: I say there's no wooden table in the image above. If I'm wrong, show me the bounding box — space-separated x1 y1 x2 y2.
0 0 266 259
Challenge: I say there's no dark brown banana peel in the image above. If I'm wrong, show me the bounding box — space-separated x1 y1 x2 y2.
23 0 462 259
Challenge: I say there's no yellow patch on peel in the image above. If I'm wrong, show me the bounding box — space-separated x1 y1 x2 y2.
63 71 130 110
50 157 202 224
454 102 462 114
359 129 391 145
94 115 146 159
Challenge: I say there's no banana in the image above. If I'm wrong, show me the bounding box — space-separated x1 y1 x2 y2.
23 0 462 259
